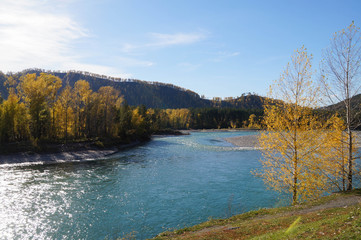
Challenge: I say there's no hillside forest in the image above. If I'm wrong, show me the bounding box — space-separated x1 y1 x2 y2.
0 72 262 148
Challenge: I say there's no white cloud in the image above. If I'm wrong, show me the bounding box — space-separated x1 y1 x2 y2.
149 32 206 46
178 62 201 72
0 0 131 77
62 62 133 79
0 1 81 70
122 32 207 52
117 57 154 67
210 51 240 62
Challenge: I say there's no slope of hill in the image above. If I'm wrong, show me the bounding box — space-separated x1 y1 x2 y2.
0 69 266 109
323 94 361 113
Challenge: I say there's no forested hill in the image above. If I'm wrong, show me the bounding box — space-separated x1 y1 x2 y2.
323 93 361 113
0 69 265 109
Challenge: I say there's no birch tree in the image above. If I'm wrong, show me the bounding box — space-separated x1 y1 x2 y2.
322 114 356 191
256 47 328 204
320 22 361 190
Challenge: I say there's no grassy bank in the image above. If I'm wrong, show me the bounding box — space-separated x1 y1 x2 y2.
153 189 361 239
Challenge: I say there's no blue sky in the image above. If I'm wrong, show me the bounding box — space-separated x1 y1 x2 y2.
0 0 360 98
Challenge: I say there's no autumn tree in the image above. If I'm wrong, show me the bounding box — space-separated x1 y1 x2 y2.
18 73 61 139
247 114 260 129
320 22 361 190
0 73 157 146
98 86 120 137
45 74 62 138
0 91 29 141
130 105 151 139
117 102 133 140
166 109 190 129
56 85 74 142
321 114 356 192
256 47 328 204
4 75 17 93
87 92 102 137
72 80 92 138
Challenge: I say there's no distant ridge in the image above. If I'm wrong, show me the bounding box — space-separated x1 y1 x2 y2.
323 93 361 113
0 68 265 109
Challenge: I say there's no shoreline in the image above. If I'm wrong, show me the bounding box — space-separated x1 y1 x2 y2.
181 128 261 149
223 132 260 149
181 128 259 133
223 130 361 149
0 140 146 166
0 129 259 166
7 129 359 166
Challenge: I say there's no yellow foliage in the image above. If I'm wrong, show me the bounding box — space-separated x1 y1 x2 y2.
256 47 334 204
321 114 357 191
72 80 93 137
248 114 260 129
55 85 74 140
17 73 62 139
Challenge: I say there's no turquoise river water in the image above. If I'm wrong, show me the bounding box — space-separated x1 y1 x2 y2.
0 131 285 239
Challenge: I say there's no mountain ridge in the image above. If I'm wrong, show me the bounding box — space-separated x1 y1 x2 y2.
0 68 265 109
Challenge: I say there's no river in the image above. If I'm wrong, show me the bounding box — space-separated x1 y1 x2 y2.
0 131 284 240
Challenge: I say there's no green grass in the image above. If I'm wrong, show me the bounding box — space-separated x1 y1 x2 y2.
152 190 361 240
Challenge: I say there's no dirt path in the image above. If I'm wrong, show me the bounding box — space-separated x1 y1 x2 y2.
187 193 361 237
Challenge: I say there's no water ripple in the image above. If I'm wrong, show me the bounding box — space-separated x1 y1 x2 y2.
0 131 280 240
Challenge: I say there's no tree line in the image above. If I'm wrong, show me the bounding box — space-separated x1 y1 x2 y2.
0 73 260 148
0 73 154 146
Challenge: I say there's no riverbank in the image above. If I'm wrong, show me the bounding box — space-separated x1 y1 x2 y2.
0 140 145 165
153 189 361 239
223 130 361 149
224 133 260 148
182 128 259 133
182 128 261 148
0 129 186 165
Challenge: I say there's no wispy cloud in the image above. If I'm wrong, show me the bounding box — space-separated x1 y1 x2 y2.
178 62 201 72
210 51 240 62
62 62 133 79
117 57 154 67
0 0 131 78
122 32 207 52
149 32 206 46
0 0 81 70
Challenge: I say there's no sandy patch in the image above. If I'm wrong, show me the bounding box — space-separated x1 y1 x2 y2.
224 134 260 148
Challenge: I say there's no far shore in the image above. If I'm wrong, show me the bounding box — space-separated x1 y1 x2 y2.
0 129 258 166
224 133 260 148
182 128 261 149
223 130 361 149
181 128 260 133
3 129 360 166
180 128 261 148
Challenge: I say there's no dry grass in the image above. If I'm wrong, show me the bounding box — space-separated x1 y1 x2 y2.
152 189 361 239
